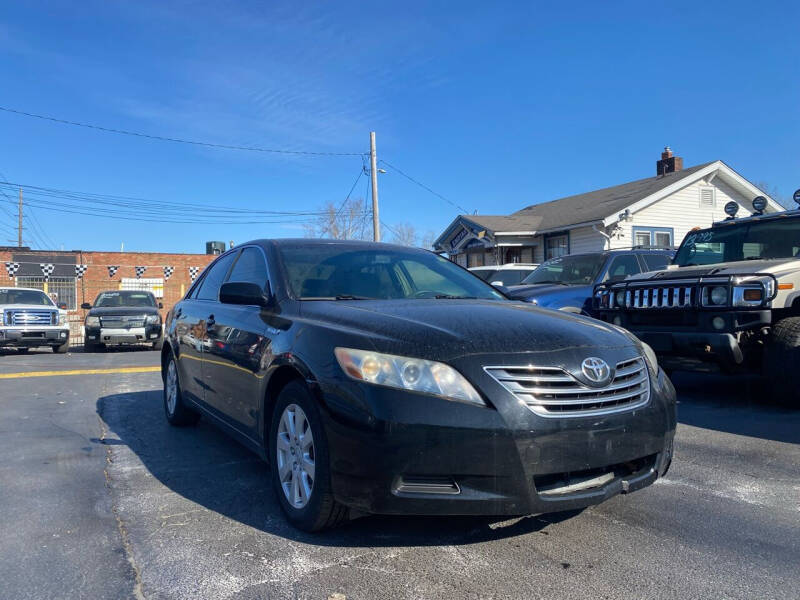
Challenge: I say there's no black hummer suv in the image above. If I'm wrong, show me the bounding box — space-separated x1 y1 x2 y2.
595 196 800 403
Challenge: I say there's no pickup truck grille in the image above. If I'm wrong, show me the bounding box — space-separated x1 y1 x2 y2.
100 316 145 328
4 309 56 326
485 357 650 417
625 286 696 309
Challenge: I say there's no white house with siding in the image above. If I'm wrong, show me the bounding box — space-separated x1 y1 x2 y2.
434 149 782 267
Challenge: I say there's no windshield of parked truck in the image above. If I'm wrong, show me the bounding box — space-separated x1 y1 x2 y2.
279 244 505 300
94 291 157 307
674 218 800 266
0 288 54 306
521 254 605 285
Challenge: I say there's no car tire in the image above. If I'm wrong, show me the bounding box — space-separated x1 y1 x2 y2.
152 338 164 351
53 341 69 354
764 316 800 405
163 355 200 426
269 381 348 532
84 341 100 353
17 348 30 354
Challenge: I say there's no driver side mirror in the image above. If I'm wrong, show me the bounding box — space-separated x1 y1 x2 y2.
57 302 68 310
219 281 271 307
80 302 92 310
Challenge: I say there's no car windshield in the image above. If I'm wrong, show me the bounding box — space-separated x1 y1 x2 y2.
521 254 605 285
0 288 54 306
94 291 157 307
674 218 800 266
278 244 506 300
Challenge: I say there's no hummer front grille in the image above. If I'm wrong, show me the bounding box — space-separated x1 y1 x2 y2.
626 286 696 309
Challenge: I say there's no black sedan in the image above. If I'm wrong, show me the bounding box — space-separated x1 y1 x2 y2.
83 290 164 351
161 239 676 531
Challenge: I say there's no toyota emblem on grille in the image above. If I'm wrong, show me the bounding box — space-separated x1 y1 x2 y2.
581 357 610 384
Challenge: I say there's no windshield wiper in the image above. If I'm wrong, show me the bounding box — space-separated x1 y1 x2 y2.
433 295 478 299
298 295 375 301
526 280 570 285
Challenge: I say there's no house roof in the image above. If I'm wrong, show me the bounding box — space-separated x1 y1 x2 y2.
433 159 781 251
510 161 715 232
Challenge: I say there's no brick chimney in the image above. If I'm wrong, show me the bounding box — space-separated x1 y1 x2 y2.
656 146 683 176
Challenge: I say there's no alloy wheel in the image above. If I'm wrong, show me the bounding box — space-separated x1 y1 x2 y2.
165 360 178 415
276 403 315 508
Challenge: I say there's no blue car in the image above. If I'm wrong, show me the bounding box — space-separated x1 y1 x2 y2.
506 249 674 315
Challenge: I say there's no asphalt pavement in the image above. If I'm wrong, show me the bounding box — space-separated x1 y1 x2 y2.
0 348 798 599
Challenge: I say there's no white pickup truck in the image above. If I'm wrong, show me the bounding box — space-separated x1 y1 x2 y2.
0 286 70 353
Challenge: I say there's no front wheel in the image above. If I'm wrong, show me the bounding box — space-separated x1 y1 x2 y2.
763 316 800 406
163 355 200 426
53 341 69 354
152 338 164 351
269 381 348 532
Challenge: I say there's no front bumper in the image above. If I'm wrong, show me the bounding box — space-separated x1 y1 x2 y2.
319 356 676 517
596 309 771 372
85 324 162 345
0 327 70 347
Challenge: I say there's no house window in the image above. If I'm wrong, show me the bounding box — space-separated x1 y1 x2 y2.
699 186 716 208
544 233 569 260
632 227 674 249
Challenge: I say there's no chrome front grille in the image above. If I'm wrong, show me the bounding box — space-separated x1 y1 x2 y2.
485 357 650 417
625 286 695 309
5 309 56 326
100 316 145 328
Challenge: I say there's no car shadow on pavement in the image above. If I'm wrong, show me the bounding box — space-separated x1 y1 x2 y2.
671 372 800 445
97 390 581 547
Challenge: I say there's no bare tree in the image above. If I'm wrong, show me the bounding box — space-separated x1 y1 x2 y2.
303 197 372 240
754 181 790 209
419 230 437 251
390 222 418 246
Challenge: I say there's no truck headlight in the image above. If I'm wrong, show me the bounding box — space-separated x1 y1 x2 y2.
702 285 729 306
614 290 626 307
58 312 67 326
334 347 486 406
85 316 100 327
145 314 161 325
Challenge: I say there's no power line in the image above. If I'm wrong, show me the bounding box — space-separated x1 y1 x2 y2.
379 159 468 213
0 106 367 157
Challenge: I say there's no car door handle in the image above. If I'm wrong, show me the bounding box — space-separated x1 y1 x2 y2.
206 314 215 329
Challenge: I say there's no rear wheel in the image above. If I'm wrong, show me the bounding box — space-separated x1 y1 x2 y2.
16 348 30 354
269 381 348 531
152 338 164 351
764 316 800 406
52 341 69 354
163 356 200 426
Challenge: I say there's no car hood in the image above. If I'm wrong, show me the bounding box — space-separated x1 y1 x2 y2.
506 283 591 299
2 304 58 311
630 258 800 281
87 306 159 317
299 299 635 361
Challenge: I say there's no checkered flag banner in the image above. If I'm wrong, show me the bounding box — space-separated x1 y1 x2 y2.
5 262 20 278
75 264 88 279
40 263 55 281
134 266 147 279
189 266 201 281
107 265 120 278
163 266 174 280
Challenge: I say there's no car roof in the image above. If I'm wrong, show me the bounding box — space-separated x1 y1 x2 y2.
248 238 429 253
712 208 800 228
0 286 47 293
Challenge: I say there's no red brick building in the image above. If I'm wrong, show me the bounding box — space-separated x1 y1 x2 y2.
1 247 216 345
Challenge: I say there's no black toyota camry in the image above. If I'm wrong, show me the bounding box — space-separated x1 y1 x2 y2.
162 239 676 531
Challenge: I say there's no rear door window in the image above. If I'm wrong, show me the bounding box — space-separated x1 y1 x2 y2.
228 247 268 289
196 252 238 301
641 253 671 271
605 254 641 281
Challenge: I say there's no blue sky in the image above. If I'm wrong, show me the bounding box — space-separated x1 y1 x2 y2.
0 1 797 253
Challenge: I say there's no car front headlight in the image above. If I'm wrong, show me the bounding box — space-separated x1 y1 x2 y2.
640 342 659 376
85 316 100 327
334 347 486 406
145 314 161 325
57 312 67 326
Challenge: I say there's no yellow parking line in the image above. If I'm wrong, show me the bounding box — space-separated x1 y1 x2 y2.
0 366 161 380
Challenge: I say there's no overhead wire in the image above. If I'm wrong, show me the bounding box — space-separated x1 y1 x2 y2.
379 159 468 213
0 106 366 157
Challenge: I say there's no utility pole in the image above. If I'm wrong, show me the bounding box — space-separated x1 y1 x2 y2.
369 131 380 242
18 188 22 247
